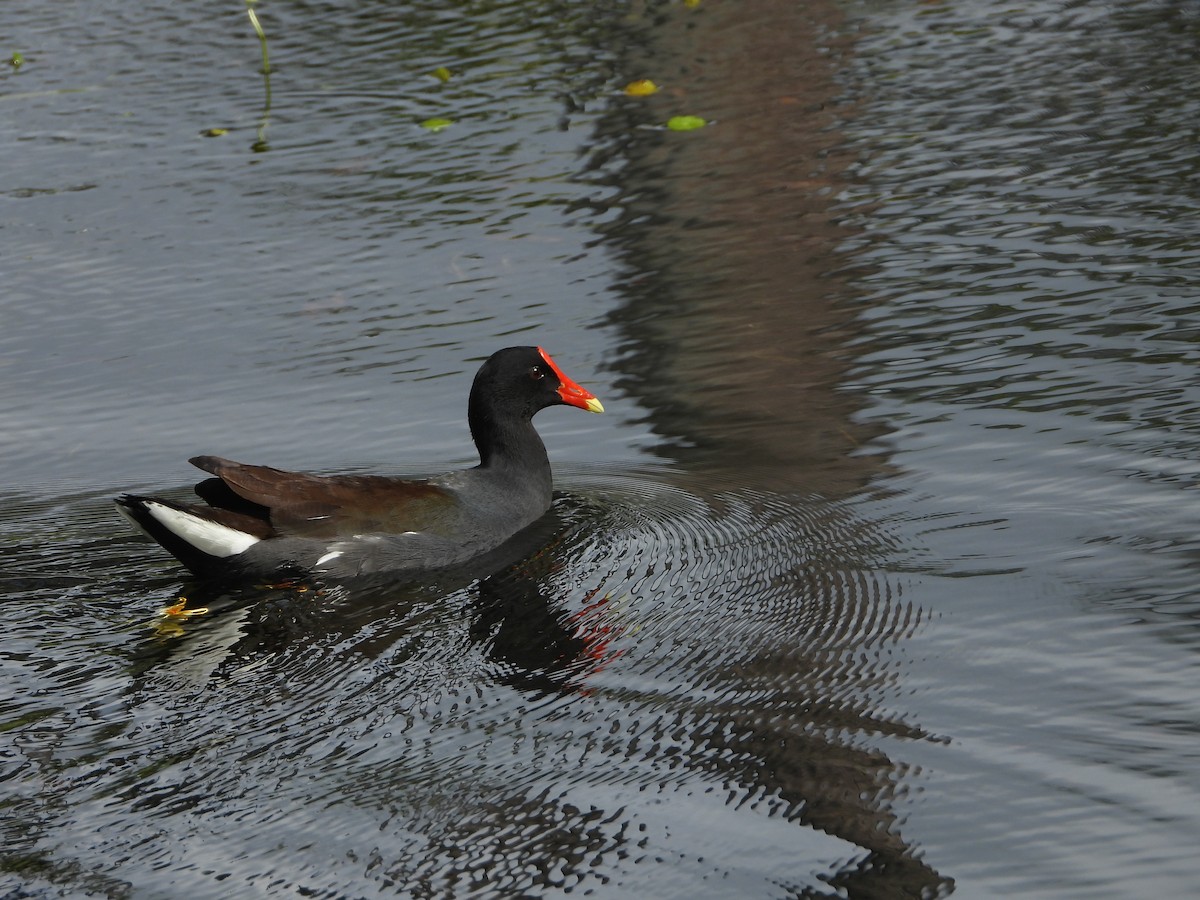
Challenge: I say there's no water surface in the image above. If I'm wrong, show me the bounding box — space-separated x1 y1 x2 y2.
4 1 1200 897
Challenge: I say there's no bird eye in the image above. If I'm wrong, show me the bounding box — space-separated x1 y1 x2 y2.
528 366 545 381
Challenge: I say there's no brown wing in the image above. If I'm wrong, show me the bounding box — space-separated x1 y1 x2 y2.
190 455 458 538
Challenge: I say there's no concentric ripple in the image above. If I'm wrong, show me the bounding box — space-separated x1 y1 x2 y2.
1 466 946 897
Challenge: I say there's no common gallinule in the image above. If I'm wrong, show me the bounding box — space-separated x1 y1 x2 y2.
115 346 603 580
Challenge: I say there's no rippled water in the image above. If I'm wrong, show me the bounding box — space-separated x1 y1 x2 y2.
5 0 1200 897
2 0 632 483
5 471 935 896
834 1 1200 894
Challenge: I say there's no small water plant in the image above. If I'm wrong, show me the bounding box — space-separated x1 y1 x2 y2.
666 115 707 131
246 0 272 151
624 79 659 97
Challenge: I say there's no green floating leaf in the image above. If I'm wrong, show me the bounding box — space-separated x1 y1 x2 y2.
10 51 24 69
431 66 452 83
666 115 707 131
420 117 454 132
201 127 229 137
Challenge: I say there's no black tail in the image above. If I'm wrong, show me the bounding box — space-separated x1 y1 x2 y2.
115 494 235 577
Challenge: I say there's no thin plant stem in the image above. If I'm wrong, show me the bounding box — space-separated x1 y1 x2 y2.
246 3 272 151
247 7 271 77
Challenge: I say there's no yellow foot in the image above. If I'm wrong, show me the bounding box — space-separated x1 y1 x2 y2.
158 597 210 619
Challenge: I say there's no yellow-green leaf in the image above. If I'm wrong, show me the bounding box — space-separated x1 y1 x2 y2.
666 115 707 131
431 66 452 83
624 79 659 97
201 127 229 137
420 117 453 132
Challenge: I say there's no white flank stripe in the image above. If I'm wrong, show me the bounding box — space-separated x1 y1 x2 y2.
146 501 261 558
315 550 343 566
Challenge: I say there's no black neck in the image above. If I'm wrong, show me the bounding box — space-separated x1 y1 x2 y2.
469 400 550 474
